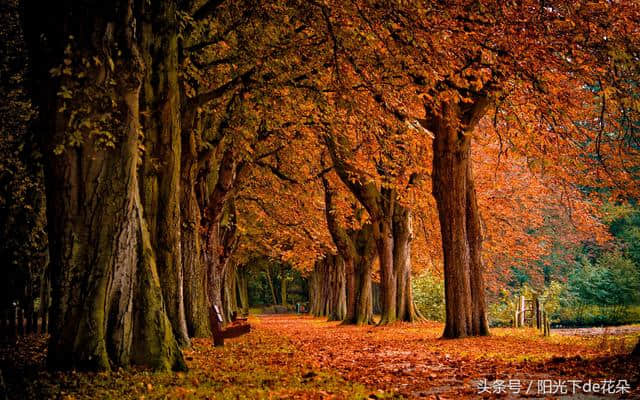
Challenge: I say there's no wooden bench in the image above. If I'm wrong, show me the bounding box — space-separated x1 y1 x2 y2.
208 305 251 347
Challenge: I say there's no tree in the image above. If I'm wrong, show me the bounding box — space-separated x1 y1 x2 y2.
18 1 640 369
321 173 376 324
306 0 640 337
24 0 185 371
324 132 423 324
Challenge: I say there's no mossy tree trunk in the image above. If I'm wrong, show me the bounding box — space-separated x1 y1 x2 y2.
180 122 209 336
202 194 238 324
222 264 238 321
236 266 250 315
139 0 189 348
24 0 185 371
179 84 211 338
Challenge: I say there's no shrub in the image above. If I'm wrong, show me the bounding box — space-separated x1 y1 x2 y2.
412 273 445 322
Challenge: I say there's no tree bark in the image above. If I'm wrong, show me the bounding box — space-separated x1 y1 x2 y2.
325 136 419 325
466 160 490 336
321 176 357 322
265 266 278 306
372 282 381 315
181 135 209 336
24 0 185 370
40 231 51 333
309 256 347 320
429 99 490 338
393 206 421 322
139 0 189 348
202 213 237 324
328 255 347 321
222 264 238 322
432 102 474 338
352 225 375 325
309 264 319 315
280 275 287 306
236 266 250 315
199 144 241 323
309 261 324 316
375 194 396 324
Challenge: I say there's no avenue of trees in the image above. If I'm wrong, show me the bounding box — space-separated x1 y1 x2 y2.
1 0 639 371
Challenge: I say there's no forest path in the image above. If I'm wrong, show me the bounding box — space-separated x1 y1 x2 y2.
552 325 640 337
256 314 640 398
2 315 638 399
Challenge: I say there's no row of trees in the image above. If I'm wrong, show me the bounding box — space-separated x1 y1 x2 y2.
5 0 639 370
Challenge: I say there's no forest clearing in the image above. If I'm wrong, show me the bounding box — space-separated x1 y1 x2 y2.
3 315 639 399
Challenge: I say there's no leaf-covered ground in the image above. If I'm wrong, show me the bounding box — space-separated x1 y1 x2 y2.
1 315 639 399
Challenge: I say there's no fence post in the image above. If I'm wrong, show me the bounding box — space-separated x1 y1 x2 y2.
535 298 541 329
543 311 550 337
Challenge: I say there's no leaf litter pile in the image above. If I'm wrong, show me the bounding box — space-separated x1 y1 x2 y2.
2 315 639 399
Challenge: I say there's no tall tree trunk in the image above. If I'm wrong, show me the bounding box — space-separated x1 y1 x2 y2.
466 160 490 336
236 266 249 315
309 265 319 315
24 0 185 370
280 276 287 306
309 261 326 317
265 266 278 306
375 209 396 324
309 256 347 320
325 139 410 325
343 258 356 320
430 100 489 338
393 206 420 322
372 282 381 315
181 147 209 336
203 220 237 323
353 251 374 325
321 176 357 322
432 102 473 338
222 264 238 321
348 225 375 325
139 0 189 347
328 255 347 321
39 264 49 333
199 145 240 323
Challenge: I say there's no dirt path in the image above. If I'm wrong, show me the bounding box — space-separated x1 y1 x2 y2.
257 315 640 399
552 325 640 337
